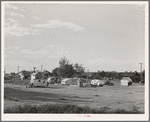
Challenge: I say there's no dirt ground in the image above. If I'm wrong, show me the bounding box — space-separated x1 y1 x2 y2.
4 81 145 112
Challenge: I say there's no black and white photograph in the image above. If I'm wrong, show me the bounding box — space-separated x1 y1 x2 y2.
1 1 149 121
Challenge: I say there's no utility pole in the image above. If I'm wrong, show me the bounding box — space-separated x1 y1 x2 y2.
41 65 43 72
4 67 6 74
87 69 89 85
18 66 19 73
139 63 143 72
139 63 143 81
33 67 36 72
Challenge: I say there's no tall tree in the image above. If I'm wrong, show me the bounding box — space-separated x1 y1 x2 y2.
59 57 69 68
74 63 85 75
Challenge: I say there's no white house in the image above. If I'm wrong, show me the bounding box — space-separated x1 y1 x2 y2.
18 72 24 80
31 72 38 81
121 77 132 86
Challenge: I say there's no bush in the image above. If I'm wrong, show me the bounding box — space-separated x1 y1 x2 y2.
104 80 110 85
107 83 114 86
4 104 143 114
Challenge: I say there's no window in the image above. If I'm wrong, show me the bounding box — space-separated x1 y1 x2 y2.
39 80 40 82
43 81 45 83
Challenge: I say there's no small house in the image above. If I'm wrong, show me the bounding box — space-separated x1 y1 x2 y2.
121 77 132 86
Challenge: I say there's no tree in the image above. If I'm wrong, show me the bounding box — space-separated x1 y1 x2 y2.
62 64 75 77
141 70 145 82
52 64 75 78
59 57 69 68
52 68 59 76
20 70 30 79
97 70 106 78
74 63 85 75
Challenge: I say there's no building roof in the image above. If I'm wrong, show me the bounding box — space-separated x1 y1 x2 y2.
122 77 132 81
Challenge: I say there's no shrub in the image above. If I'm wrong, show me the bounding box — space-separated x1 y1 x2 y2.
4 104 143 114
104 80 110 85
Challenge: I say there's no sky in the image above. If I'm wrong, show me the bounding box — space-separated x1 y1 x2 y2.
3 2 146 73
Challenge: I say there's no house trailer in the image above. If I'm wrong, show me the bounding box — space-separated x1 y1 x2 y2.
30 79 48 87
90 79 104 86
61 78 83 87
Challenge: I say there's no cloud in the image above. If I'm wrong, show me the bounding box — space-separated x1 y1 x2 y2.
5 18 40 37
5 3 26 12
32 19 85 32
21 49 49 55
15 46 20 49
5 50 15 57
5 47 10 50
6 11 25 18
33 16 40 19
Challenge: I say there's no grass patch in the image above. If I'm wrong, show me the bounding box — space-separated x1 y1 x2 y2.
5 79 30 85
4 104 143 114
6 96 19 102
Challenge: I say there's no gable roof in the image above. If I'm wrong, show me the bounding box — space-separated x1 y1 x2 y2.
122 77 132 81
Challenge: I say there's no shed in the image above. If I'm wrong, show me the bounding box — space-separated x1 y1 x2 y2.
121 77 132 86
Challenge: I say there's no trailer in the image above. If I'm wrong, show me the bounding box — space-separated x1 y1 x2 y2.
90 79 104 87
26 79 48 88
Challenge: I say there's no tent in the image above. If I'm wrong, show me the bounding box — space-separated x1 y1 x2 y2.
121 77 132 86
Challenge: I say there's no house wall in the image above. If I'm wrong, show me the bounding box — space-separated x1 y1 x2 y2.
121 80 129 86
32 79 47 87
